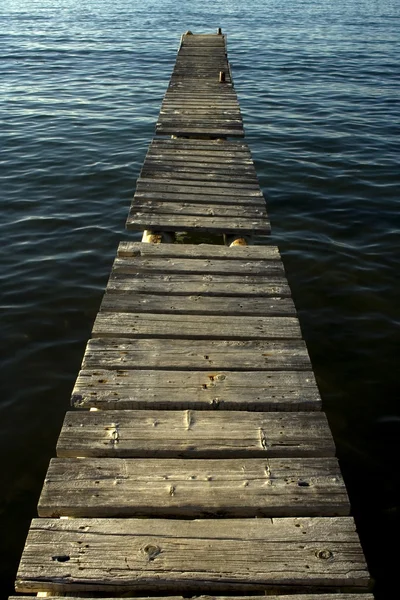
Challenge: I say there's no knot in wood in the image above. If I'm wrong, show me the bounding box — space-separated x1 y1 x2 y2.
315 549 333 560
142 544 161 561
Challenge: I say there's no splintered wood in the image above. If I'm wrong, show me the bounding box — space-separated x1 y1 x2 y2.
14 30 371 600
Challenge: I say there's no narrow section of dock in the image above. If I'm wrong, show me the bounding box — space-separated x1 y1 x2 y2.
13 30 372 600
157 32 243 137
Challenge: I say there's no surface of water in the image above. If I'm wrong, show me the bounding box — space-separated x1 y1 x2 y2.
1 0 399 598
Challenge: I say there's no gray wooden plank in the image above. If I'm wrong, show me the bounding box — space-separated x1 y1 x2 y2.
155 127 245 137
147 144 249 156
138 177 262 191
142 159 256 172
107 273 292 298
126 214 269 234
92 312 301 340
138 170 258 184
56 410 336 458
71 369 321 411
151 139 247 147
146 149 250 160
16 517 370 593
134 191 266 207
159 109 242 117
138 177 261 190
81 339 309 370
136 180 264 195
111 256 285 276
117 242 280 259
129 202 266 220
100 293 294 316
38 457 349 518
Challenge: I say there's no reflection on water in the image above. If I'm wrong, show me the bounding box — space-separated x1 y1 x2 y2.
1 0 399 598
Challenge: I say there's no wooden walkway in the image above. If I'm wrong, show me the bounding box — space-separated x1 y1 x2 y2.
126 139 270 234
13 31 372 600
156 32 244 137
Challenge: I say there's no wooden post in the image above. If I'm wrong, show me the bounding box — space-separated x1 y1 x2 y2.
219 70 226 83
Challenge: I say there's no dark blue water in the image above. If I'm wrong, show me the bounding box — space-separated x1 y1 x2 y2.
1 1 399 598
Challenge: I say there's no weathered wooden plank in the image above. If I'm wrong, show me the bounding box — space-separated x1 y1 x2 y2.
107 273 291 298
111 256 285 276
136 180 264 195
138 170 258 184
100 293 294 316
92 312 301 340
92 312 301 339
130 202 266 221
39 457 349 518
165 89 238 95
138 177 261 190
166 85 235 91
131 201 262 220
57 410 336 458
159 110 242 119
134 191 266 207
117 242 280 259
71 369 321 411
151 139 247 147
126 214 269 233
82 339 309 370
16 517 370 593
155 127 245 137
146 149 250 161
142 159 256 172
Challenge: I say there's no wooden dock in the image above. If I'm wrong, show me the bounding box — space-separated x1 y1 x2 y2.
13 30 373 600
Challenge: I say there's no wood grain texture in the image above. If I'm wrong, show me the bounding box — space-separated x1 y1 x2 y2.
16 517 370 593
39 457 349 518
81 339 310 370
127 215 269 234
128 140 269 233
100 293 295 316
91 312 302 340
107 272 291 297
117 241 281 259
156 34 243 137
111 255 284 276
57 410 336 458
71 369 321 411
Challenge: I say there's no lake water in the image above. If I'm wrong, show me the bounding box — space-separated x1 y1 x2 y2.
1 0 399 598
